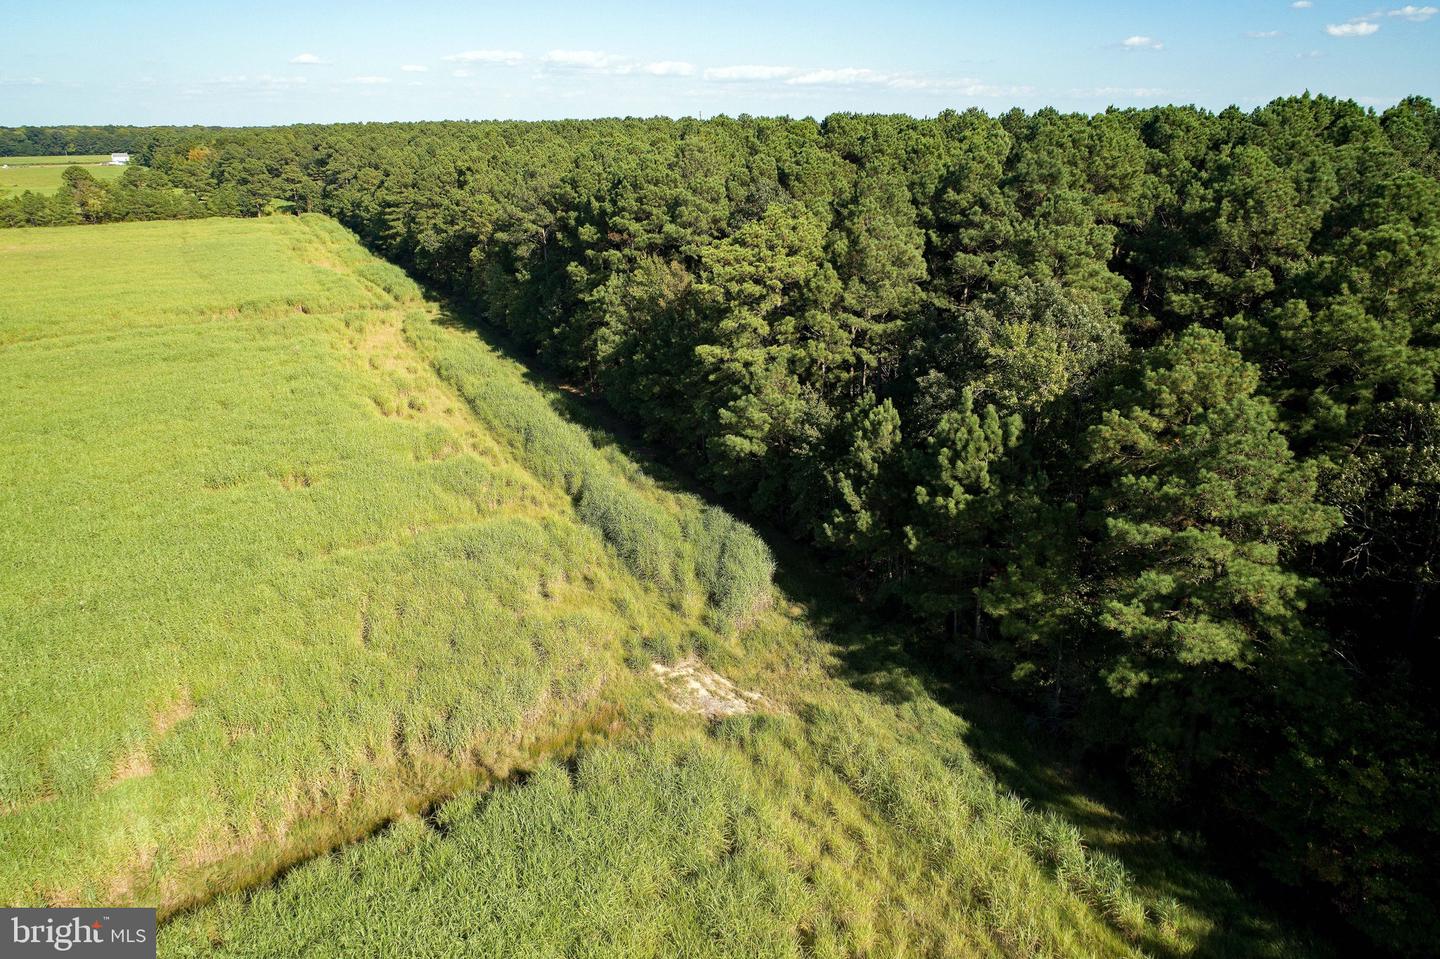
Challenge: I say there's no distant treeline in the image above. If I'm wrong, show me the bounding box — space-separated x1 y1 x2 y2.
0 124 218 158
6 96 1440 952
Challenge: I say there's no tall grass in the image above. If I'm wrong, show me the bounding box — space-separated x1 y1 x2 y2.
0 215 693 912
161 655 1260 957
405 313 774 631
161 737 813 959
687 507 776 629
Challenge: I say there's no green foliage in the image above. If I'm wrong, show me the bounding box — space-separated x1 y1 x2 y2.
1084 328 1339 694
964 279 1125 419
0 155 205 225
1063 330 1342 824
905 390 1020 626
819 396 904 561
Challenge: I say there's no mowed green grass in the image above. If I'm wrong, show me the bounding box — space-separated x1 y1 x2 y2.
0 157 126 197
2 215 1314 957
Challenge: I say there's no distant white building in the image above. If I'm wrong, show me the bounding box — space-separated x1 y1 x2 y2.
109 152 129 165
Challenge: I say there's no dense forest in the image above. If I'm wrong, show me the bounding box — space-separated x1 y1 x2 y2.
5 95 1439 952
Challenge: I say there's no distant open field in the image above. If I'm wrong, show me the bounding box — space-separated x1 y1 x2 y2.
0 216 1311 957
0 155 127 197
0 154 114 165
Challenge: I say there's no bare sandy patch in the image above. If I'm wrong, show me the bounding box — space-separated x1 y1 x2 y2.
650 658 772 720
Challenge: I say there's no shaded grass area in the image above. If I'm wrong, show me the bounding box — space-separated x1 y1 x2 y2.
770 579 1325 959
406 314 774 633
0 157 125 197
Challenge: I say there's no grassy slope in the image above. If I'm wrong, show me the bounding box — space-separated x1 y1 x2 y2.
0 157 125 197
2 216 1315 957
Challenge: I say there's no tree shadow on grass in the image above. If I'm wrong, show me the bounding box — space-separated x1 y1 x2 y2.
426 301 704 499
768 560 1341 959
419 282 1336 959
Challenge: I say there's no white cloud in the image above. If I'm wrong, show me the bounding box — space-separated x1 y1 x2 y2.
210 74 306 86
700 62 1026 96
1072 85 1169 98
451 68 472 78
919 78 1034 96
728 65 1023 95
643 60 696 77
204 74 309 96
1297 48 1325 57
347 75 391 84
537 50 695 77
541 49 625 70
1326 20 1380 35
289 52 329 65
1121 35 1164 50
1388 5 1438 19
787 67 888 85
1291 1 1313 7
0 76 43 86
488 52 1029 98
400 64 428 73
1245 30 1284 38
703 64 799 81
442 49 524 64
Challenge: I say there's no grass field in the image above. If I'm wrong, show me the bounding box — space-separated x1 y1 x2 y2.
0 156 127 197
0 154 114 165
0 215 700 910
1 216 1317 957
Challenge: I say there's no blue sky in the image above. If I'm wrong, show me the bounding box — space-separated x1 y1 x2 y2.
2 1 1437 124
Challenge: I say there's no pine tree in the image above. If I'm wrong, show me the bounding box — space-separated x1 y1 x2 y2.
905 390 1020 638
1082 328 1340 770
